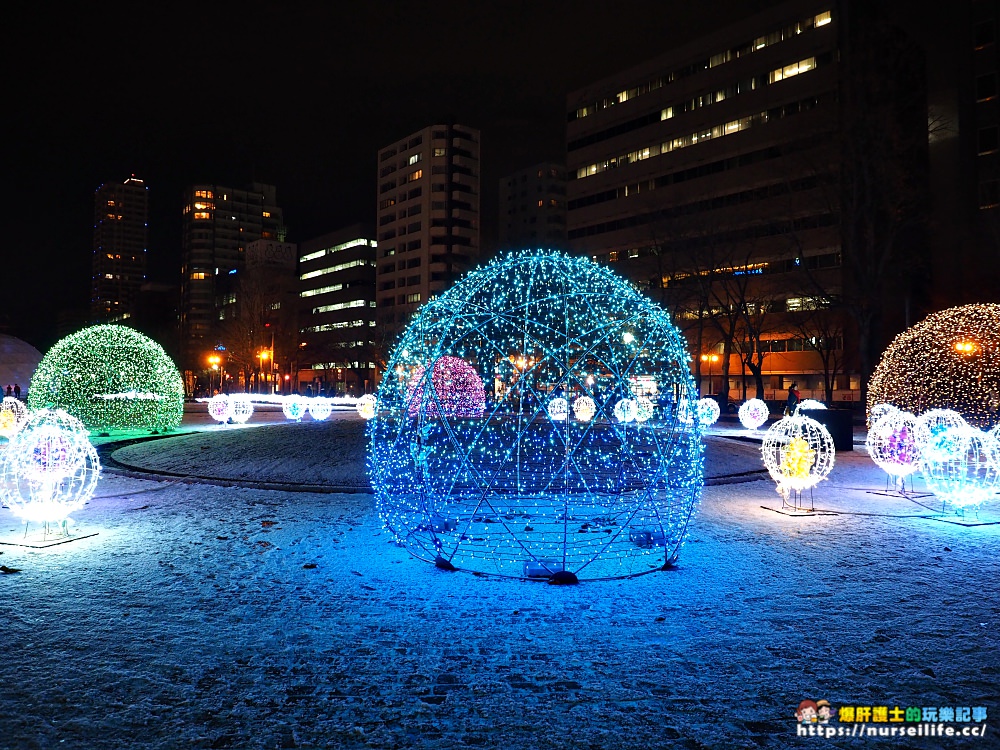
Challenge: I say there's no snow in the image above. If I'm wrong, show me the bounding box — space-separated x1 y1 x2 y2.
1 410 998 749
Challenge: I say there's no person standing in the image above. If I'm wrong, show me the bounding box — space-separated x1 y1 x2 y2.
786 381 800 415
13 383 20 399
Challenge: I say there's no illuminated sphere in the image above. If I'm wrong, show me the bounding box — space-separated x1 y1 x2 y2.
795 399 827 413
308 398 333 421
282 396 307 422
406 355 486 419
868 402 899 428
696 397 721 427
913 408 968 455
0 409 100 524
27 324 184 431
368 250 703 580
228 394 254 424
614 398 639 423
866 409 920 480
919 425 1000 509
739 398 770 430
635 396 654 423
868 303 1000 428
356 393 377 420
761 415 835 497
207 395 230 423
0 397 29 439
547 397 568 421
572 396 596 422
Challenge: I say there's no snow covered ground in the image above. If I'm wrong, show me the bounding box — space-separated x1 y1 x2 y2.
1 411 998 749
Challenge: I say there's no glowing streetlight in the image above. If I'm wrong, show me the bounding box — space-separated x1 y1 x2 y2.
701 353 720 395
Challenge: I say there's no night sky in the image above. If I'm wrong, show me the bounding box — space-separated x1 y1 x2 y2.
7 0 951 351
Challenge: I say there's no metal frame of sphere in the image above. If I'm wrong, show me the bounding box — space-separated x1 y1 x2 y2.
739 398 770 430
761 415 836 499
919 424 1000 509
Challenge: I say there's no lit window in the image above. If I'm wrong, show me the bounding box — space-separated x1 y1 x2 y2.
433 148 446 157
814 10 832 27
405 293 421 304
661 106 674 120
194 212 211 220
770 57 816 83
194 190 214 199
537 199 544 207
191 272 209 280
263 210 271 218
107 200 115 206
407 169 423 182
269 302 281 310
409 153 422 165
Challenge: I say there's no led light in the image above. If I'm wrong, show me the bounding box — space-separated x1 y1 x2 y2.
739 398 770 430
367 250 703 580
27 324 183 431
919 424 1000 509
207 395 229 423
0 397 28 438
695 397 721 427
308 398 333 421
282 396 306 422
761 415 835 499
356 393 377 420
866 409 920 481
228 394 254 424
795 399 827 413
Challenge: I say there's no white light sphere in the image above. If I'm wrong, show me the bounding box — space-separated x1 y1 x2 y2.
913 409 968 455
356 393 377 420
795 399 827 414
635 396 654 423
228 394 254 424
207 395 230 423
547 397 568 421
739 398 770 430
614 397 638 423
866 409 920 481
677 398 694 425
572 396 596 422
919 425 1000 509
696 397 721 427
282 395 307 422
0 408 100 524
761 415 835 497
308 398 333 421
868 402 899 428
0 397 29 438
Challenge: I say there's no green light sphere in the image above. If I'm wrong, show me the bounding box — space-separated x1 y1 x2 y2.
28 324 184 432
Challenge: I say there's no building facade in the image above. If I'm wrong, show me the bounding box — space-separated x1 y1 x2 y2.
498 162 567 251
565 0 928 406
91 176 148 324
375 124 481 331
179 182 284 379
297 225 377 396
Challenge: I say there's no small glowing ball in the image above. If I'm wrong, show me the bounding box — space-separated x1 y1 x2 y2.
919 425 1000 508
368 250 703 579
0 397 29 438
635 396 655 423
228 394 254 424
308 398 333 421
913 409 968 454
761 415 835 497
696 397 721 427
614 397 638 423
547 397 568 421
207 395 230 423
868 402 899 428
868 303 1000 428
0 409 15 437
796 399 827 413
866 409 920 480
406 355 486 419
0 409 100 524
572 396 596 422
739 398 770 430
357 394 378 420
27 324 184 431
282 396 307 422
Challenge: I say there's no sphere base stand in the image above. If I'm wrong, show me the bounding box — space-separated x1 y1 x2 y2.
434 556 457 571
548 570 579 585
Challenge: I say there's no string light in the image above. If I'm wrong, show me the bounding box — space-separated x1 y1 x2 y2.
868 402 899 428
865 409 920 484
919 424 1000 509
282 395 306 422
228 394 254 424
795 399 826 413
357 394 377 420
913 408 968 455
695 397 721 427
367 250 703 581
406 355 486 419
308 398 333 421
761 415 835 499
635 396 654 423
0 397 29 439
547 397 568 421
27 324 184 432
739 398 770 430
0 408 100 525
207 395 230 424
868 303 1000 428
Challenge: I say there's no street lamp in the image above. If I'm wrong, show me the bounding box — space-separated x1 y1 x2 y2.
701 353 719 395
208 354 221 395
258 350 270 394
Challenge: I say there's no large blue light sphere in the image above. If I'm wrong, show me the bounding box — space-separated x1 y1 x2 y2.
367 251 704 580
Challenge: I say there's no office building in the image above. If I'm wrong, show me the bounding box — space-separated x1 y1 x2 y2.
91 176 148 323
179 182 284 376
498 162 567 251
375 124 480 329
297 224 377 395
565 0 928 405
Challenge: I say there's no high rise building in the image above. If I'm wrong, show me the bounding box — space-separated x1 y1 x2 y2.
179 182 284 376
297 224 377 395
565 0 928 405
498 162 567 251
91 176 148 323
375 124 480 330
